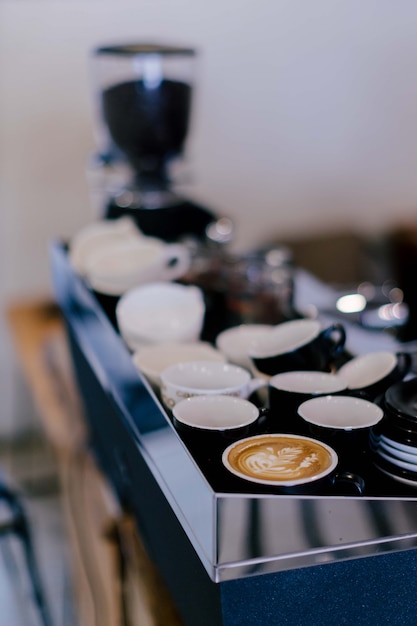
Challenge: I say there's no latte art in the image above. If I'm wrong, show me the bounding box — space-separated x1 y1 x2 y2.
244 446 319 478
223 435 338 486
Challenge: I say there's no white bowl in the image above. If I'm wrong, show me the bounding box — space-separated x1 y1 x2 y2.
132 342 226 387
116 282 206 351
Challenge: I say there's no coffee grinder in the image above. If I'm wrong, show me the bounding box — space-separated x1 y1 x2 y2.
90 42 216 242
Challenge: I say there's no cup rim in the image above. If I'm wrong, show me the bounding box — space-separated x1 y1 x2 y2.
160 360 251 394
222 433 338 486
298 395 384 430
270 370 347 394
172 395 259 431
132 342 226 385
337 351 397 390
248 319 321 359
216 323 274 344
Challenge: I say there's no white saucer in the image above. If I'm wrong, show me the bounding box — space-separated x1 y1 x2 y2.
379 434 417 455
375 438 417 464
374 463 417 488
374 448 417 473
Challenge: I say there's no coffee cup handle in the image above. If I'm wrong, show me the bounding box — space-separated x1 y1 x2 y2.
396 351 412 378
160 244 191 281
247 378 268 397
322 323 346 355
257 407 270 429
331 471 365 496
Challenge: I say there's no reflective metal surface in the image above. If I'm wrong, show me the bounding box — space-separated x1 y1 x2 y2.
51 243 417 583
216 494 417 580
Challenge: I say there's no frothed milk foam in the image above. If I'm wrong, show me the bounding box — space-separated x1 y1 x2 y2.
225 435 334 483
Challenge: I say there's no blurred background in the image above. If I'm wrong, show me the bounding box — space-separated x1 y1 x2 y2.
2 0 417 435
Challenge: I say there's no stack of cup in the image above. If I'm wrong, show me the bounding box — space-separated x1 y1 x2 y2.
371 377 417 487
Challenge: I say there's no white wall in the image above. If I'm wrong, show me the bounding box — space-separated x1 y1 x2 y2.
3 0 417 295
2 1 417 432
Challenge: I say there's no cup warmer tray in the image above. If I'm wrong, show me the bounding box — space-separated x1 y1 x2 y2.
51 242 417 626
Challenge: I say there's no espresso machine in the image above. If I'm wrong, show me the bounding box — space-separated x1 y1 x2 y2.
90 42 216 242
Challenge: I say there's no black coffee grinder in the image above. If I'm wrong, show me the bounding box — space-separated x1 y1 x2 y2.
91 42 215 241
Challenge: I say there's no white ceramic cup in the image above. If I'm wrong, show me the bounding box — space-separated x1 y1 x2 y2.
298 395 384 479
215 324 273 370
270 371 348 396
269 371 348 432
159 360 267 409
336 350 411 399
85 237 191 295
249 319 346 376
69 216 141 276
116 282 206 351
132 342 226 388
298 395 384 431
172 395 260 432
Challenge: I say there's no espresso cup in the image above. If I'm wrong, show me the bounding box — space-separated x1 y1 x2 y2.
159 360 267 410
337 351 412 401
215 324 273 370
269 371 347 433
172 394 260 438
298 395 384 475
248 319 346 377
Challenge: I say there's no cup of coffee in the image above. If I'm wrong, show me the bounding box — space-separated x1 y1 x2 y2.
159 360 267 410
248 319 346 377
221 433 339 493
297 395 384 476
337 351 412 401
269 371 347 433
